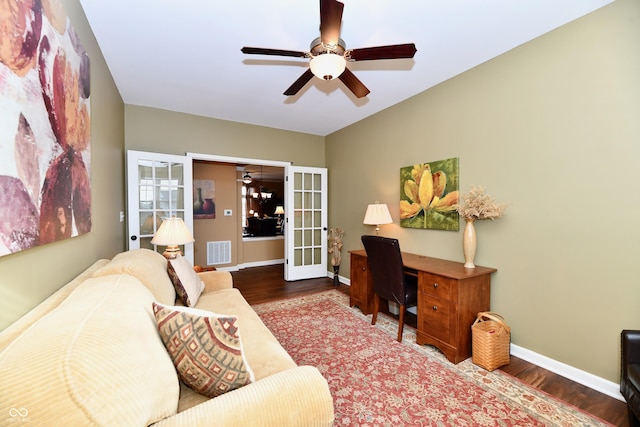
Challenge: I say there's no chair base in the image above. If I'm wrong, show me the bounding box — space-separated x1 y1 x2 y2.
371 294 406 342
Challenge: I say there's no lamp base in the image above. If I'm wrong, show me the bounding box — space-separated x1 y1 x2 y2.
162 245 182 259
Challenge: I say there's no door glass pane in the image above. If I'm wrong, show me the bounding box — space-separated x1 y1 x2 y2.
139 186 153 209
175 188 184 209
140 236 154 250
302 192 309 209
140 212 163 236
171 163 184 185
138 161 152 180
155 161 169 180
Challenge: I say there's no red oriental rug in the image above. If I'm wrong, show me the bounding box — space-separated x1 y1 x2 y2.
253 290 612 427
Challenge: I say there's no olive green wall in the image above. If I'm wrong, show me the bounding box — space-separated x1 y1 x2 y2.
124 105 325 166
326 0 639 384
0 0 126 329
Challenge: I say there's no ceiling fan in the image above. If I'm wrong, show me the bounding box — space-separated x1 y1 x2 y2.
241 0 417 99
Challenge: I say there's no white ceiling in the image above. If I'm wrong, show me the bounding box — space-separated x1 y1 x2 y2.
78 0 613 137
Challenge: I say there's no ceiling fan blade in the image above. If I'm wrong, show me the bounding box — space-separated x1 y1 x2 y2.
319 0 344 46
349 43 417 61
284 69 314 96
338 68 370 98
241 47 307 58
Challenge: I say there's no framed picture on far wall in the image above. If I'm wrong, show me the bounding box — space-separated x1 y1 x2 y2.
400 157 460 231
193 180 215 219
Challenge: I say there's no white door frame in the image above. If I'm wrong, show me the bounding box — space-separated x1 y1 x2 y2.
187 152 290 263
126 150 194 263
187 153 329 281
284 165 328 281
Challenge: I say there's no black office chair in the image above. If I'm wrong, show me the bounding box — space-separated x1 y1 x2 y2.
361 235 418 342
622 330 640 427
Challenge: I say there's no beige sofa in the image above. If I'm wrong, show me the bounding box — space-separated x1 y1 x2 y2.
0 249 334 426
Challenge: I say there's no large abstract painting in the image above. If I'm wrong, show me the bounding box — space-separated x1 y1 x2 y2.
400 158 460 231
0 0 91 257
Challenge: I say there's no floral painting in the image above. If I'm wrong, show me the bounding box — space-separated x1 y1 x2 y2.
0 0 91 257
400 158 459 231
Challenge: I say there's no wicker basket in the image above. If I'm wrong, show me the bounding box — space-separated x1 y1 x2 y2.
471 312 511 371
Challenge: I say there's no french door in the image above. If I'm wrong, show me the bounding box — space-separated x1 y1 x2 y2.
126 150 194 263
285 166 328 281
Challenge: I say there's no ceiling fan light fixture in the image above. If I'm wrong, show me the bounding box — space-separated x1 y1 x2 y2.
310 53 346 81
243 173 253 184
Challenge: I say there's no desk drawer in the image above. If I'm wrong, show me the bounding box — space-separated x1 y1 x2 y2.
418 294 450 343
419 272 453 301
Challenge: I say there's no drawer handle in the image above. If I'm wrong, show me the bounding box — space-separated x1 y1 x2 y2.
432 305 438 311
433 283 438 288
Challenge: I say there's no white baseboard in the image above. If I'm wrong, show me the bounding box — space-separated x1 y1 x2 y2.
327 270 623 402
216 259 285 272
510 344 623 401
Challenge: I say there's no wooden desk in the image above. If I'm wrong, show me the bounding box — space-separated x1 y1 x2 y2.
349 250 497 364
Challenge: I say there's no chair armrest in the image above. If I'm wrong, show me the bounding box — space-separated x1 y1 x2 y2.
152 366 334 427
197 270 233 293
622 330 640 376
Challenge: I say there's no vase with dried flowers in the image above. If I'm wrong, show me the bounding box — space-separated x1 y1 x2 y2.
328 228 344 286
456 186 508 268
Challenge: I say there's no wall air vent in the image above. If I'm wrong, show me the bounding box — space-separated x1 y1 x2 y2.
207 241 231 265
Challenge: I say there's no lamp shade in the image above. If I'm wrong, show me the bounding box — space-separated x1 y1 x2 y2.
151 217 194 246
310 53 346 81
363 203 393 226
274 206 285 215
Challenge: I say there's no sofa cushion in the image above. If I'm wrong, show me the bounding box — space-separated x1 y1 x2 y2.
195 288 297 380
153 302 255 398
93 248 176 305
0 274 180 426
167 255 204 307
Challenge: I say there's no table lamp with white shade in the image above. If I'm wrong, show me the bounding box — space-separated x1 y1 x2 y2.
274 205 285 232
363 202 393 235
151 216 194 259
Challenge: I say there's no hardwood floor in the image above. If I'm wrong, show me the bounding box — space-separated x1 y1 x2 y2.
231 264 628 426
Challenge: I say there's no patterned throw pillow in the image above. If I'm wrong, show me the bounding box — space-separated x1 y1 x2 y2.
152 302 254 398
167 256 205 307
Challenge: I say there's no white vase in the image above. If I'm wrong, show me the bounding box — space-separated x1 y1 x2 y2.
463 218 477 268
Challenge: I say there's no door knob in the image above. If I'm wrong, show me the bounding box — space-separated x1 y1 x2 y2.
131 235 137 241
